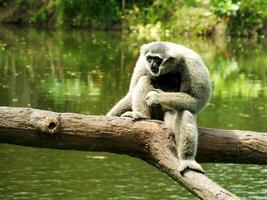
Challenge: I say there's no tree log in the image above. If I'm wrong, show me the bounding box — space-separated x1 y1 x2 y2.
1 107 266 199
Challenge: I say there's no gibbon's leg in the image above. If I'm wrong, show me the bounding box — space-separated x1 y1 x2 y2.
106 94 132 117
121 76 153 119
164 110 204 173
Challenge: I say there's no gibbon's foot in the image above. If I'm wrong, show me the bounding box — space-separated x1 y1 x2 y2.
121 111 149 120
178 159 204 174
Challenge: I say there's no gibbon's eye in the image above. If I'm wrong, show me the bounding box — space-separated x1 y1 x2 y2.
153 57 163 65
147 56 162 65
147 56 153 63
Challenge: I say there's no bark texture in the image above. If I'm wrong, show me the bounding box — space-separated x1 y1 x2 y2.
1 107 266 199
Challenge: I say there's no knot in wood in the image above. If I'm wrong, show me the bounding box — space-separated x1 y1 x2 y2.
41 116 60 134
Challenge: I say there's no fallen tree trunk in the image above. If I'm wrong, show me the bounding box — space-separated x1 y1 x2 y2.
1 107 266 199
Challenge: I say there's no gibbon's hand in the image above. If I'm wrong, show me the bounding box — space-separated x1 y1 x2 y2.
145 91 159 106
152 88 163 94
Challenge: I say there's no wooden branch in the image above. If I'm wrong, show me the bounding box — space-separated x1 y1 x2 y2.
0 107 266 164
1 107 266 199
198 128 267 164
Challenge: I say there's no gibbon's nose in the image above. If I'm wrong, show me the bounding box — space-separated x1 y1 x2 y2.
151 62 159 73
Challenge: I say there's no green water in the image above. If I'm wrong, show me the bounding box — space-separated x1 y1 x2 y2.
0 27 266 199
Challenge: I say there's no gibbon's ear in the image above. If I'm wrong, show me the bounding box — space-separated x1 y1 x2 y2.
140 44 148 55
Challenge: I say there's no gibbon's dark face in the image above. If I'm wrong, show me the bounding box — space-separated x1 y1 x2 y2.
143 42 177 77
146 55 163 74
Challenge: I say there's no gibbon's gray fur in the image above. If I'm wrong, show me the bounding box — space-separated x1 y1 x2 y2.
107 42 211 173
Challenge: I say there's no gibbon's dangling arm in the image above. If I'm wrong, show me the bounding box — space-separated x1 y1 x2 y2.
106 93 132 117
107 57 147 117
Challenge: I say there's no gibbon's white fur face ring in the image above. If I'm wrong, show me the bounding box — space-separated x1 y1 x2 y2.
141 42 183 77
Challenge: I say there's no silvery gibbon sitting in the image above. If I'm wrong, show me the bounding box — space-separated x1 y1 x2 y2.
107 41 211 173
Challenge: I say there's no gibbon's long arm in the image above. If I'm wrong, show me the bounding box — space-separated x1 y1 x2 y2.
129 60 147 92
107 66 147 117
106 94 132 117
157 92 204 113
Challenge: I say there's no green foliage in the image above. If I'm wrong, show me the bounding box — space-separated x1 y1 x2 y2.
0 0 5 6
125 0 177 26
0 0 267 36
210 0 240 17
57 0 122 29
210 0 267 36
11 0 56 26
125 1 217 36
29 7 47 25
126 0 267 36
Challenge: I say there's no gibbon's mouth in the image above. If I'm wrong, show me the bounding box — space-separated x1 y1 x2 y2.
150 67 159 73
150 70 160 77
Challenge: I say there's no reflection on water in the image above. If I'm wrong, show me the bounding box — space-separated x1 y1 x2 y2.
0 27 266 199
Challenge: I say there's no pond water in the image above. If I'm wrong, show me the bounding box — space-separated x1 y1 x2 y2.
0 27 266 199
